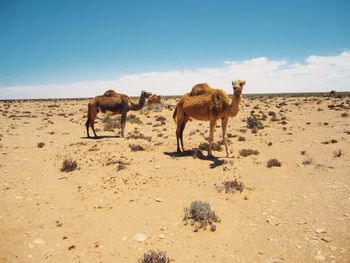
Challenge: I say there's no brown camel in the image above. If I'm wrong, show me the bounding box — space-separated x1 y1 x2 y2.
189 83 214 96
173 80 245 157
148 94 162 104
85 90 151 138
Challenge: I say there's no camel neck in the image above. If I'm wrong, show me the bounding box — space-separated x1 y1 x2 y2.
131 95 145 111
229 93 241 116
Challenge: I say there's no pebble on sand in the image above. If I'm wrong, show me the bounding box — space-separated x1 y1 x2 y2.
133 233 147 242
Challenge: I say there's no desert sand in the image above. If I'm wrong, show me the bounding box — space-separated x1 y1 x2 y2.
0 94 349 262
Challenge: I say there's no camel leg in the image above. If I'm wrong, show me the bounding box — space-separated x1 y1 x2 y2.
180 115 189 152
121 112 127 137
85 119 90 138
175 105 186 152
88 106 98 138
176 121 183 152
208 119 217 157
221 117 230 157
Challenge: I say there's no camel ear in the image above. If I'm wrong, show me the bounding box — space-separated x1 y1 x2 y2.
241 80 246 86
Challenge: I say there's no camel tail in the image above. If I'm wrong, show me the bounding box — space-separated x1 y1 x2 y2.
173 106 177 123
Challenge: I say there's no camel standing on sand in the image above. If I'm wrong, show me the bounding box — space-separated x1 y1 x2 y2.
148 94 162 104
85 90 151 138
173 80 245 157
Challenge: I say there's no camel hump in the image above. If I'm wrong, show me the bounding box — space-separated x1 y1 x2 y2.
103 90 118 97
190 83 212 96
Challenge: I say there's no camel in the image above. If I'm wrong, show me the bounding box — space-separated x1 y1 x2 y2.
148 94 162 104
103 90 119 97
85 90 151 138
189 83 214 96
173 80 245 157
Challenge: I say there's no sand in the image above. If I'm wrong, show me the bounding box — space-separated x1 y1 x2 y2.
0 94 349 262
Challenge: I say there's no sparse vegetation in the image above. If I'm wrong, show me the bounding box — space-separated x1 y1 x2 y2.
302 159 313 165
198 142 222 152
61 159 78 172
127 130 152 141
341 112 349 117
129 144 145 151
37 142 45 148
138 250 170 263
267 158 281 168
183 200 220 231
216 179 245 193
246 114 264 130
238 136 246 142
103 116 120 131
239 148 259 157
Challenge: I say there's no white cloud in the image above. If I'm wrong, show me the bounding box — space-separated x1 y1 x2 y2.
1 51 349 99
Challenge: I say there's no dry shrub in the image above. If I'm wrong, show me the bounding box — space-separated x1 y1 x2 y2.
129 144 145 151
138 250 170 263
183 200 220 231
198 142 222 152
238 136 246 141
103 116 120 131
155 116 166 122
61 159 78 172
37 142 45 148
246 114 264 130
267 158 281 168
302 159 313 165
217 179 245 193
127 130 152 141
239 148 259 157
341 112 349 117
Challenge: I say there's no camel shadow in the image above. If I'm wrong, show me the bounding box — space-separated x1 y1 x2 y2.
163 150 225 169
80 135 120 140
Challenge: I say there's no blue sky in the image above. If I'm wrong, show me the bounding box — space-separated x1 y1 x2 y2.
0 0 350 98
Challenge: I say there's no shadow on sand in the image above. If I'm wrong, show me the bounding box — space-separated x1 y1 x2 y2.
80 135 120 140
163 150 225 169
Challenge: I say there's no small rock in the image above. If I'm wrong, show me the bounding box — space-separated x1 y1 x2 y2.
133 233 147 242
210 223 216 232
155 198 163 202
315 228 327 234
158 234 165 239
315 254 326 261
33 238 45 245
154 165 161 169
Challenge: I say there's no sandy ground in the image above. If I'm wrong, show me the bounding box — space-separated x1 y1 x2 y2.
0 94 349 263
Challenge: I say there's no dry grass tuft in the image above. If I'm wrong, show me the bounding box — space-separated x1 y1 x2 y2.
198 142 222 152
37 142 45 148
239 148 259 157
246 114 264 130
217 179 245 193
61 159 78 172
129 144 145 151
138 250 170 263
302 159 313 165
267 158 281 168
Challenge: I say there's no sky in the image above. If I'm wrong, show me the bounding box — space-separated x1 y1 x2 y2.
0 0 349 99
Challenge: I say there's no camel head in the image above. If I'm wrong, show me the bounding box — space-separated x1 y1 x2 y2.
232 80 246 96
141 90 152 99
